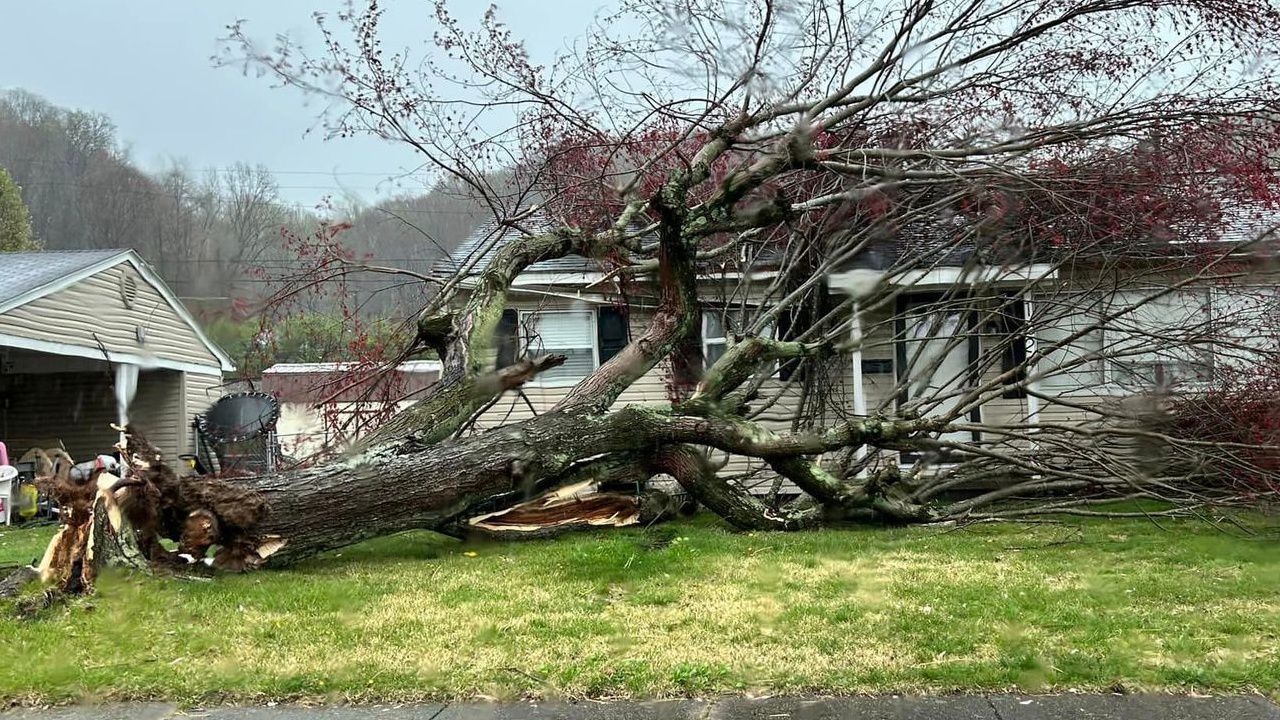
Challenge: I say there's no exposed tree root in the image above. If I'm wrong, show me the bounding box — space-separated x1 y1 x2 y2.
14 587 66 620
110 425 284 572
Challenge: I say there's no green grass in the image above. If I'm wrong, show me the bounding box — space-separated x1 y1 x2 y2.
0 513 1278 703
0 524 57 568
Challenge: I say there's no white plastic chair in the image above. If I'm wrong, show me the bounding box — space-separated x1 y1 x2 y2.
0 465 16 526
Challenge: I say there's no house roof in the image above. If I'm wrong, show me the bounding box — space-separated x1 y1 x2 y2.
261 360 441 403
0 248 235 372
439 206 1280 289
1208 208 1280 247
832 206 1280 273
437 219 603 277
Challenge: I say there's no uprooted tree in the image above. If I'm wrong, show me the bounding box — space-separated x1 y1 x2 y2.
16 0 1280 590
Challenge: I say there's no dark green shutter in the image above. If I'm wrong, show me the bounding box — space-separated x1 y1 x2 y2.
496 309 519 368
597 307 629 363
999 298 1028 399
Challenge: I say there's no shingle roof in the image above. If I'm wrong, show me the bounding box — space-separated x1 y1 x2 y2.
1215 208 1280 246
441 206 1280 281
0 249 129 307
833 205 1280 272
437 219 602 276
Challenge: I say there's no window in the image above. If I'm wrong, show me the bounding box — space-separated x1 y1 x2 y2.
1104 289 1212 389
522 309 597 385
1034 298 1105 392
700 310 776 372
597 307 629 364
1212 285 1280 369
494 307 631 385
861 359 893 374
702 312 730 368
1034 289 1214 393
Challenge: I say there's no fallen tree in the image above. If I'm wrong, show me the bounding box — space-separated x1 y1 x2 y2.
13 0 1280 591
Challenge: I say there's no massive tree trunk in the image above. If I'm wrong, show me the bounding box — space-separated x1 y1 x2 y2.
245 410 646 565
19 396 948 591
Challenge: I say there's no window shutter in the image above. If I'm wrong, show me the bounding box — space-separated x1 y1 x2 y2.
496 308 519 368
597 307 629 363
998 298 1028 399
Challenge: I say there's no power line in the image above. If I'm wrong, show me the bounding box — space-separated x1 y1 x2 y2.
12 179 494 216
6 155 442 180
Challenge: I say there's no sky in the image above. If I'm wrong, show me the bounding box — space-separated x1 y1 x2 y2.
0 1 608 206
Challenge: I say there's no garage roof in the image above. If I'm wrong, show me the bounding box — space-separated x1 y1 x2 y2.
0 248 235 372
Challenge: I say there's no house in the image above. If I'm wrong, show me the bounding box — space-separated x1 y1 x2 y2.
440 216 1280 491
0 249 233 466
262 360 441 458
439 221 852 493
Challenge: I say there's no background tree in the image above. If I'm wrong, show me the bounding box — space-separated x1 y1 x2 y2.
18 0 1280 586
0 90 485 322
0 166 36 251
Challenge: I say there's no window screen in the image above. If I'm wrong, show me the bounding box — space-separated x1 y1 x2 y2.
524 310 596 384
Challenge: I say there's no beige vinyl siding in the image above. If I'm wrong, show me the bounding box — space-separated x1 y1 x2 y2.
185 372 223 414
0 262 222 370
128 369 185 461
184 372 224 454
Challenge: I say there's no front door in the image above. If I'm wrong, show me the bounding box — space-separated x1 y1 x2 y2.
895 294 982 461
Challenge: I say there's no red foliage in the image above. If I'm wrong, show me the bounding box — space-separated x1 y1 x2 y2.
245 220 414 460
1168 363 1280 496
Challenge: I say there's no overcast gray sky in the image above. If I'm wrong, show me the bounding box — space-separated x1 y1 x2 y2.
0 1 607 207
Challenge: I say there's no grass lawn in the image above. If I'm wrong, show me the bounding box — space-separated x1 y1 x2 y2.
0 513 1278 704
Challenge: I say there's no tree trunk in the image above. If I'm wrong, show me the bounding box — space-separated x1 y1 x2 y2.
245 410 650 564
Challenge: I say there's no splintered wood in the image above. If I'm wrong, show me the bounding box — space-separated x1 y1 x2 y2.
468 481 644 538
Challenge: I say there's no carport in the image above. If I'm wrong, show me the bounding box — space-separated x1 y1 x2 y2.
0 250 233 465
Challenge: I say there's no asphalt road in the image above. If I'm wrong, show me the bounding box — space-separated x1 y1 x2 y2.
2 695 1278 719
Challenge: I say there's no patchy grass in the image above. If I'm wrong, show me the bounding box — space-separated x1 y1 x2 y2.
0 524 57 569
0 513 1278 703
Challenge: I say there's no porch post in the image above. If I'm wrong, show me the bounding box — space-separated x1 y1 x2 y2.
850 302 868 417
1024 297 1040 427
850 301 868 470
